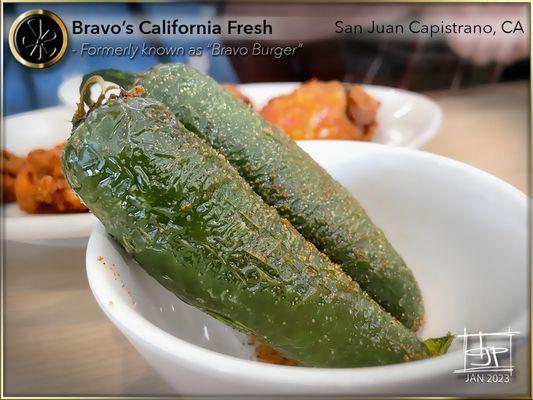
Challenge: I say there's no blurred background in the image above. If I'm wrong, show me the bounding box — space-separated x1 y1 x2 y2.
3 2 529 115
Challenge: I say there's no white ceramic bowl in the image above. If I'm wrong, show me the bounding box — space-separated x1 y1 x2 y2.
86 141 528 396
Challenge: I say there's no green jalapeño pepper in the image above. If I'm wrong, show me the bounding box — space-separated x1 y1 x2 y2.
81 64 425 330
63 92 449 367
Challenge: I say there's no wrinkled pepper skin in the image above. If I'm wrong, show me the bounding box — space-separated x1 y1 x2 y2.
83 64 424 329
63 96 429 367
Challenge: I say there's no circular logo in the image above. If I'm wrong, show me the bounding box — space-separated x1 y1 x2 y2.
9 10 68 68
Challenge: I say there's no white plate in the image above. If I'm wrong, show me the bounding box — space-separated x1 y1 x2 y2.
59 76 442 148
3 106 98 243
87 141 528 396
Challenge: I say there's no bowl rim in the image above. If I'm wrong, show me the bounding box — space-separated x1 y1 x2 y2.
86 141 528 386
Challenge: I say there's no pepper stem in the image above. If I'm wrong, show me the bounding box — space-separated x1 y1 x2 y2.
71 75 145 129
71 75 107 127
424 332 454 357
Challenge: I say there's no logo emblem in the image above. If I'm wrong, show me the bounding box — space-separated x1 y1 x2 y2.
9 10 68 68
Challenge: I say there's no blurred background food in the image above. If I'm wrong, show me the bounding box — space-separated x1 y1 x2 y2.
261 80 379 141
2 150 25 202
2 146 88 214
224 80 380 141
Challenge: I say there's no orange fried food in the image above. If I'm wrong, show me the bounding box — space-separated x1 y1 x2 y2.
222 84 253 107
261 80 379 141
2 150 26 202
347 85 380 140
14 144 87 214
